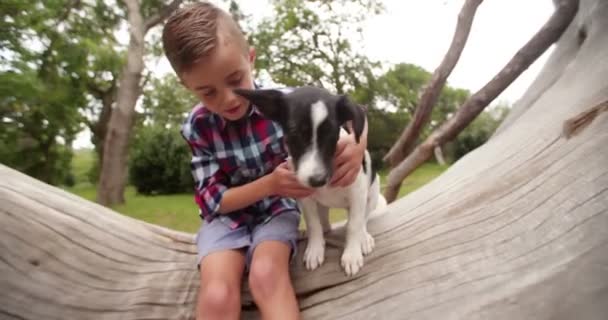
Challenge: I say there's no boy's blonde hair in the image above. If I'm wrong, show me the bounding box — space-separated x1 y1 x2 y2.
162 2 249 75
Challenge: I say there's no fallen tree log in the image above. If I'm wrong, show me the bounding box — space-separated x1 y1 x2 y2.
1 0 607 319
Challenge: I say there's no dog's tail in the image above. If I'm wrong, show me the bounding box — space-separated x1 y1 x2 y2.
376 194 387 210
368 194 388 219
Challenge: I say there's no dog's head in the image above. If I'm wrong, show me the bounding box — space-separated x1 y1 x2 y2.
234 86 365 187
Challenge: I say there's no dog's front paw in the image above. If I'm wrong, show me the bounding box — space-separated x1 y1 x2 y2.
361 231 375 256
341 246 364 276
304 238 325 271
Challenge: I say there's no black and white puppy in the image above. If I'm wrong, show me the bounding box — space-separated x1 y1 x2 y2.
235 86 386 276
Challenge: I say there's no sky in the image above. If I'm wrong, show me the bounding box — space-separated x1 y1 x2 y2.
73 0 555 148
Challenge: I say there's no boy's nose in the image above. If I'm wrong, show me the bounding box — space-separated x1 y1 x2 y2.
223 89 239 105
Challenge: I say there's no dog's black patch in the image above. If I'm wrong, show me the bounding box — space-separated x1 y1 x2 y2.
362 156 377 185
362 157 367 174
371 163 377 185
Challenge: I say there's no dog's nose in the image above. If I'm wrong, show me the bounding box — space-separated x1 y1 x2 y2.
308 175 328 187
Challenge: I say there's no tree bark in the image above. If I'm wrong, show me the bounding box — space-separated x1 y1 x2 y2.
96 0 145 206
384 0 579 203
384 0 483 168
87 80 116 166
1 0 607 319
97 0 183 206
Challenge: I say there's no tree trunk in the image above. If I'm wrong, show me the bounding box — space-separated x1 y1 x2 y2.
96 0 183 206
96 0 145 206
88 80 116 171
1 0 607 319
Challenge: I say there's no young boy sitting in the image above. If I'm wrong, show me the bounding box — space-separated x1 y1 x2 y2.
162 2 367 319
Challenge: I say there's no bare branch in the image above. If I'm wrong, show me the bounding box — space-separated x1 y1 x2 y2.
144 0 184 33
384 0 483 167
384 0 579 203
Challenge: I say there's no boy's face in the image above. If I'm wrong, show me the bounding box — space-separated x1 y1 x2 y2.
181 39 256 121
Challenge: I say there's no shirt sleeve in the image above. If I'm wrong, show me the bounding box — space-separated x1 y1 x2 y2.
189 147 228 221
181 117 228 222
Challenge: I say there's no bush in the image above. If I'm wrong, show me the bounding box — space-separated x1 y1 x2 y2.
366 109 409 171
129 126 193 195
452 106 508 160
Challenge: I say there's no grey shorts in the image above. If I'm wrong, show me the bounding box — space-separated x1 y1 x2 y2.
195 210 300 270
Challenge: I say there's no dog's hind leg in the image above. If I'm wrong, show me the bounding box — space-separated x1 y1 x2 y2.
301 198 326 271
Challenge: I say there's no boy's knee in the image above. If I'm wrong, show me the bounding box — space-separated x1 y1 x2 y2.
248 256 284 298
199 280 240 314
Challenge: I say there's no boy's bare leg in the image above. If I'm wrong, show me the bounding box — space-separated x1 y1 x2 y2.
249 241 300 320
198 250 246 320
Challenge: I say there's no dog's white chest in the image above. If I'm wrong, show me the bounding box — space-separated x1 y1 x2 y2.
310 187 351 209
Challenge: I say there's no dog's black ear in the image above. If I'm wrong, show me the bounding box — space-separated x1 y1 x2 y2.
336 95 366 143
233 88 286 123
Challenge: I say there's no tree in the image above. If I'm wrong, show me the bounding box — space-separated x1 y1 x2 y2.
82 34 123 184
0 0 120 185
96 0 183 206
251 0 383 94
451 103 508 160
129 125 192 195
140 74 197 129
383 0 580 202
1 1 607 318
357 63 472 169
383 0 484 168
126 73 197 195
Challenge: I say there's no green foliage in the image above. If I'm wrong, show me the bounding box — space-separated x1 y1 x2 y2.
129 126 193 195
366 108 409 170
451 103 509 160
251 0 381 93
141 74 197 129
372 63 431 113
0 0 121 184
71 148 96 186
132 74 197 194
358 63 476 168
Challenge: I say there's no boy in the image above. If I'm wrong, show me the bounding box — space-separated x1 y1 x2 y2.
162 2 368 319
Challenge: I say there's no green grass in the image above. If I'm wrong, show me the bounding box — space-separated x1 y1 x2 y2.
71 148 96 187
68 185 202 232
67 150 448 233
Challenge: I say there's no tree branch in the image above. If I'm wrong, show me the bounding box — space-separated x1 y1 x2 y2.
144 0 184 33
383 0 483 167
384 0 579 203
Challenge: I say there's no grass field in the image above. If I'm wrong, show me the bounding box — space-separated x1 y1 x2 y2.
67 149 448 233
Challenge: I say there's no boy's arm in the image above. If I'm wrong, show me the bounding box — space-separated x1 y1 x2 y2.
219 162 313 213
217 175 273 214
188 144 313 217
188 147 270 217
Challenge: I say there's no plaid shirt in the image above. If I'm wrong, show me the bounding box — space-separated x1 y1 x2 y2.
181 91 298 229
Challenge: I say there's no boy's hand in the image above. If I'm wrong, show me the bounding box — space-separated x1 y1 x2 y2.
268 162 315 198
331 134 365 187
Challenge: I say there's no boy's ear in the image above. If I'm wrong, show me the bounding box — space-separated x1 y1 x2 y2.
233 88 286 123
336 95 366 143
